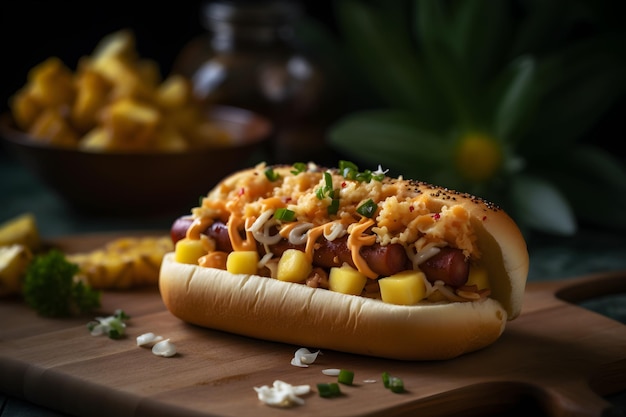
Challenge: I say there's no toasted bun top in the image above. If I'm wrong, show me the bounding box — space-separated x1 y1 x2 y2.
190 162 529 318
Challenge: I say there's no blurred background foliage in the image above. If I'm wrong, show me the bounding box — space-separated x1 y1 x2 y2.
296 0 626 237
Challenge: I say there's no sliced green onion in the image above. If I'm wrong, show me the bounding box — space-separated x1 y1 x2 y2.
382 372 404 393
317 382 341 398
356 170 372 182
328 198 340 215
372 172 385 181
324 171 333 192
381 371 390 388
339 160 359 172
357 199 378 218
389 377 404 393
264 167 281 181
274 208 295 221
339 160 359 179
315 186 325 200
114 309 130 320
337 369 354 385
291 162 306 175
316 171 334 200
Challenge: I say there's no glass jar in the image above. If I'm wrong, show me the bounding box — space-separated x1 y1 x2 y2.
174 0 330 164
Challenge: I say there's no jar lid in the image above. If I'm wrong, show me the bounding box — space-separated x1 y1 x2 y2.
201 0 303 28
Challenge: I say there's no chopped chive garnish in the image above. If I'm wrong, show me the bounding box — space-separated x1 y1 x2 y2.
381 371 390 388
337 369 354 385
274 208 295 221
382 372 404 393
324 171 333 193
339 160 359 179
357 199 378 218
317 382 341 398
328 198 340 215
291 162 306 175
372 172 385 181
338 160 386 183
264 167 280 181
389 377 404 393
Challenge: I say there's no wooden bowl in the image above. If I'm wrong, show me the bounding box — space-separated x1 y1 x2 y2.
1 106 272 215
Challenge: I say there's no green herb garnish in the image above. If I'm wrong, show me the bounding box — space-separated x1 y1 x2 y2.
337 369 355 385
87 309 130 339
317 382 341 398
23 249 101 317
338 160 385 182
264 167 281 182
290 162 307 175
327 198 340 215
382 372 404 393
274 208 295 221
316 171 340 215
357 199 378 218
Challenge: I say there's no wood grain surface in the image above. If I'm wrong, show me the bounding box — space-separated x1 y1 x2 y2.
1 233 625 417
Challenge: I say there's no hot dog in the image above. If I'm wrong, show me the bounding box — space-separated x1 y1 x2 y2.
159 162 529 360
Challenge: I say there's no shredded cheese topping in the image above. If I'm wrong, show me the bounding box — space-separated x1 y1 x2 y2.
187 162 488 304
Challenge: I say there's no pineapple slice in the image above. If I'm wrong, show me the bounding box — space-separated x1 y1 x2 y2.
0 213 40 251
174 238 205 265
329 264 367 295
226 251 259 275
466 265 490 290
379 270 427 305
0 244 33 296
277 249 311 283
67 236 172 289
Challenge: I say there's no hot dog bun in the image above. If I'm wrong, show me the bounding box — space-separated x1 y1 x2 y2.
159 163 529 360
160 253 507 360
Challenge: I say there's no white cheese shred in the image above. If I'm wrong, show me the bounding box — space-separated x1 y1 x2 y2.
136 332 164 347
151 339 177 357
290 348 320 367
321 368 341 376
254 380 311 407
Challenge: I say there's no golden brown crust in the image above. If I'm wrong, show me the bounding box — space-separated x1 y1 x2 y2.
159 253 507 360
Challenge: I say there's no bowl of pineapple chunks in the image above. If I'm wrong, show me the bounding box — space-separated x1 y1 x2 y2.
1 30 271 215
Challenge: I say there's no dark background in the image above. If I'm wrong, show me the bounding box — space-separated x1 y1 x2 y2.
0 1 623 159
0 1 334 114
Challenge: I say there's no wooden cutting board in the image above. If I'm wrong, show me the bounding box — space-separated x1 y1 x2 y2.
1 232 625 417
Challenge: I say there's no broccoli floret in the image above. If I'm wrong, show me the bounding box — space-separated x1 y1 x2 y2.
23 249 101 317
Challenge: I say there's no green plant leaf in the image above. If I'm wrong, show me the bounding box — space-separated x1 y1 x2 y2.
492 56 537 144
520 33 626 154
533 145 626 231
328 109 450 179
509 174 577 236
335 0 432 114
415 0 476 126
294 16 380 112
441 0 514 84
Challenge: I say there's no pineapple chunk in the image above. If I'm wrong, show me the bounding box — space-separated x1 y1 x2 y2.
466 265 489 290
174 238 206 265
277 249 312 282
329 264 367 295
0 244 33 296
379 270 427 305
0 213 40 251
226 251 259 275
67 236 172 289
